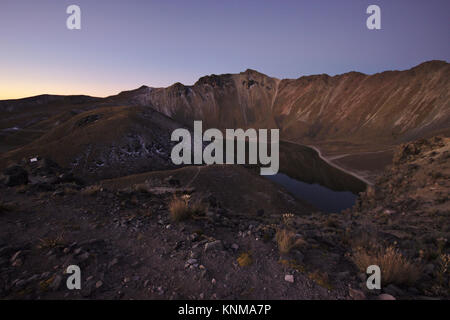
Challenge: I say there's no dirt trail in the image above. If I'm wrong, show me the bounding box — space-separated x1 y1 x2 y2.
185 166 202 187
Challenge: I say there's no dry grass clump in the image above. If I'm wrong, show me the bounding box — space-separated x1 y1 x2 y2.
81 185 102 196
325 216 339 228
281 213 295 226
279 259 306 273
437 253 450 286
169 194 205 222
0 201 17 214
134 184 149 193
63 186 78 195
352 245 421 286
133 181 153 193
37 234 65 249
169 196 191 221
237 252 253 267
39 275 55 292
276 229 306 255
308 270 332 290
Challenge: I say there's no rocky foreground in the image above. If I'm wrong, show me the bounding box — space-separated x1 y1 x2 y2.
0 136 448 300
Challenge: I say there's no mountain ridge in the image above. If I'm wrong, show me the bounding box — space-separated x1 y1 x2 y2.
1 60 449 181
113 60 449 145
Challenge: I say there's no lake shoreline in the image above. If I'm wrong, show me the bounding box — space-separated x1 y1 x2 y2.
306 145 374 186
280 139 373 186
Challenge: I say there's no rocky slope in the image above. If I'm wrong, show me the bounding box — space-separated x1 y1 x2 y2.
0 136 448 299
0 106 188 182
341 136 449 298
0 158 349 300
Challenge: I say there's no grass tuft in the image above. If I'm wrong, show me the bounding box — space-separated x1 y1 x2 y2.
169 194 204 222
275 229 306 255
308 270 332 290
81 185 102 196
0 201 17 214
237 252 253 267
352 244 421 286
37 235 65 249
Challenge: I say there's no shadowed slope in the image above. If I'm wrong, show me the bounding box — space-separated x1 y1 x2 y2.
0 106 185 182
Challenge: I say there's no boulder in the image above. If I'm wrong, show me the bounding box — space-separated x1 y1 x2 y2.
284 275 294 283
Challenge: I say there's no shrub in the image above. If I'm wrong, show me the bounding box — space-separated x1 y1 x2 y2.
276 229 305 255
352 245 421 286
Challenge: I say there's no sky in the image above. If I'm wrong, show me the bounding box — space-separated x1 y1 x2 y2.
0 0 449 100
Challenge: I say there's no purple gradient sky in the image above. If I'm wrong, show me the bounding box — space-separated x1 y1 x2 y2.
0 0 449 99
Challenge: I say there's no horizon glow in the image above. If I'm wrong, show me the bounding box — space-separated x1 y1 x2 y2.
0 0 449 100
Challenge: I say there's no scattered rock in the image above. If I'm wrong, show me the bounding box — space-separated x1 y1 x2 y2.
378 293 396 300
95 280 103 289
77 252 90 263
108 258 119 269
189 250 200 259
204 240 223 252
294 250 304 263
4 165 28 186
336 271 350 280
14 279 27 289
50 275 63 291
423 263 435 276
10 251 22 263
284 275 294 283
349 288 366 300
384 284 404 297
11 258 23 267
81 283 93 297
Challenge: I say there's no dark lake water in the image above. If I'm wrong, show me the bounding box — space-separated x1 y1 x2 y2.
194 138 366 213
264 141 367 213
266 172 358 213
